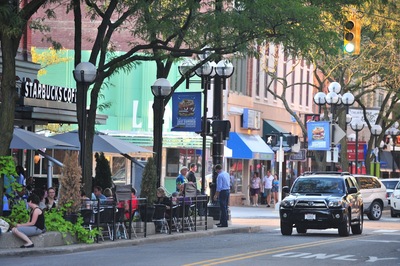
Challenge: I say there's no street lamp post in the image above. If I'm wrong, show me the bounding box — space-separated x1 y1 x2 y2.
387 122 399 178
196 62 215 195
73 62 97 192
313 82 354 171
178 58 233 219
151 78 172 188
350 119 364 174
370 124 382 177
179 60 216 195
210 59 234 204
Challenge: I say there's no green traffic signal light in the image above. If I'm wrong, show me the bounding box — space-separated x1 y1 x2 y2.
343 18 361 55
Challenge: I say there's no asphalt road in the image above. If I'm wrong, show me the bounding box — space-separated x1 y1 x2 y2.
1 206 399 266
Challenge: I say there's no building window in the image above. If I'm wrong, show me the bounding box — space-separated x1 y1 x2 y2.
306 69 311 107
300 67 304 106
231 57 248 96
228 159 243 193
256 46 260 97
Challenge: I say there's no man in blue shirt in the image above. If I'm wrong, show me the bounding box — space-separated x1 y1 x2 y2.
176 166 188 192
213 164 230 227
92 186 107 202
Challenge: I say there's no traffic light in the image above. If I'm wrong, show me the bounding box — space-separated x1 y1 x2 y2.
212 120 231 140
343 18 361 55
196 117 211 136
265 134 277 146
286 135 299 146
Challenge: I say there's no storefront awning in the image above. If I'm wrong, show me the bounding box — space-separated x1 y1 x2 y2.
227 132 274 160
263 119 287 135
380 151 400 172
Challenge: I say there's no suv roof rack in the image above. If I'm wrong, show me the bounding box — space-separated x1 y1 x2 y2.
302 171 351 176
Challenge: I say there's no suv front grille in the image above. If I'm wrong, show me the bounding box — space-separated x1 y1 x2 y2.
295 200 327 209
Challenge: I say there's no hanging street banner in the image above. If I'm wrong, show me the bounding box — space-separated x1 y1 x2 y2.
307 121 331 151
171 92 202 132
348 108 379 125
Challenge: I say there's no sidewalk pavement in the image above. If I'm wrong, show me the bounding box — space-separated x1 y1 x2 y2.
0 205 279 257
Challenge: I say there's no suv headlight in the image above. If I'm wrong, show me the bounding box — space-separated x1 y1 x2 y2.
328 199 343 207
281 199 295 208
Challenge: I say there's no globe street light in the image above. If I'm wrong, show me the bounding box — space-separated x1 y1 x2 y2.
151 78 172 188
350 119 364 174
370 124 382 177
387 123 399 178
313 82 355 171
73 62 97 191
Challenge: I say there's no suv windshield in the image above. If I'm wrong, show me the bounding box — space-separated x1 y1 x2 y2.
292 178 345 194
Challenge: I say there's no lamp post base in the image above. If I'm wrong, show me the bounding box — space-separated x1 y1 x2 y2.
207 204 221 220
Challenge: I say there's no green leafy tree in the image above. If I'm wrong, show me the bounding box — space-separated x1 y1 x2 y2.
264 1 400 172
0 0 368 196
66 0 367 195
0 0 60 210
93 152 112 190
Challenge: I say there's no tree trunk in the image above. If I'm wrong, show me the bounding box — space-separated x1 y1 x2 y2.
0 36 18 156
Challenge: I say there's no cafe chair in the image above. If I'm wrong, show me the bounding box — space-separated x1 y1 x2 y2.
97 207 115 241
115 208 127 239
152 204 169 234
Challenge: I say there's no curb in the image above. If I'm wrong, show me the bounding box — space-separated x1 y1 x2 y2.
0 226 261 257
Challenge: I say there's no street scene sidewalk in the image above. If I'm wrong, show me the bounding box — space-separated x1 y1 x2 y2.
0 205 278 257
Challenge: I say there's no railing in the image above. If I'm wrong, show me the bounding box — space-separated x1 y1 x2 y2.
168 195 209 234
80 195 209 241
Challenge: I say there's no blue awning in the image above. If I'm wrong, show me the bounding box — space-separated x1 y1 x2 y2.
226 132 274 160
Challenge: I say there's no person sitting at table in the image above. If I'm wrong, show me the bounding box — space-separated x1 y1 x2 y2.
117 187 139 220
92 186 107 202
32 188 46 210
44 187 57 211
154 187 172 232
80 190 91 209
103 188 114 202
155 187 171 206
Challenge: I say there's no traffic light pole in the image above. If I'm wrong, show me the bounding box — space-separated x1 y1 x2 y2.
208 75 223 219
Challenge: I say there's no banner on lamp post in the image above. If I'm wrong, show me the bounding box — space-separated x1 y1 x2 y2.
307 121 331 151
171 92 202 132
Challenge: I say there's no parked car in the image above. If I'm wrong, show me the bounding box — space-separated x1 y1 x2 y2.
390 181 400 217
353 175 387 220
280 171 363 237
381 178 400 205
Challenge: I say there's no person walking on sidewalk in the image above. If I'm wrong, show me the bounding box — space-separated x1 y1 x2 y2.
250 172 261 206
263 170 274 207
213 164 230 228
271 174 279 205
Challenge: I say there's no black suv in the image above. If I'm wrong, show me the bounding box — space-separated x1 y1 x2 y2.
280 171 363 237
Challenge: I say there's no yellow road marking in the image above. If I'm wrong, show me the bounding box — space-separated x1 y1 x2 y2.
184 234 373 266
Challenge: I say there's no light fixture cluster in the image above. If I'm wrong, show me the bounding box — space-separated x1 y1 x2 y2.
178 59 234 90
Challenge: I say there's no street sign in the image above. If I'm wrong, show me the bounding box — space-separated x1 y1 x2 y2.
326 147 339 162
289 149 307 161
332 124 346 144
276 148 284 162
